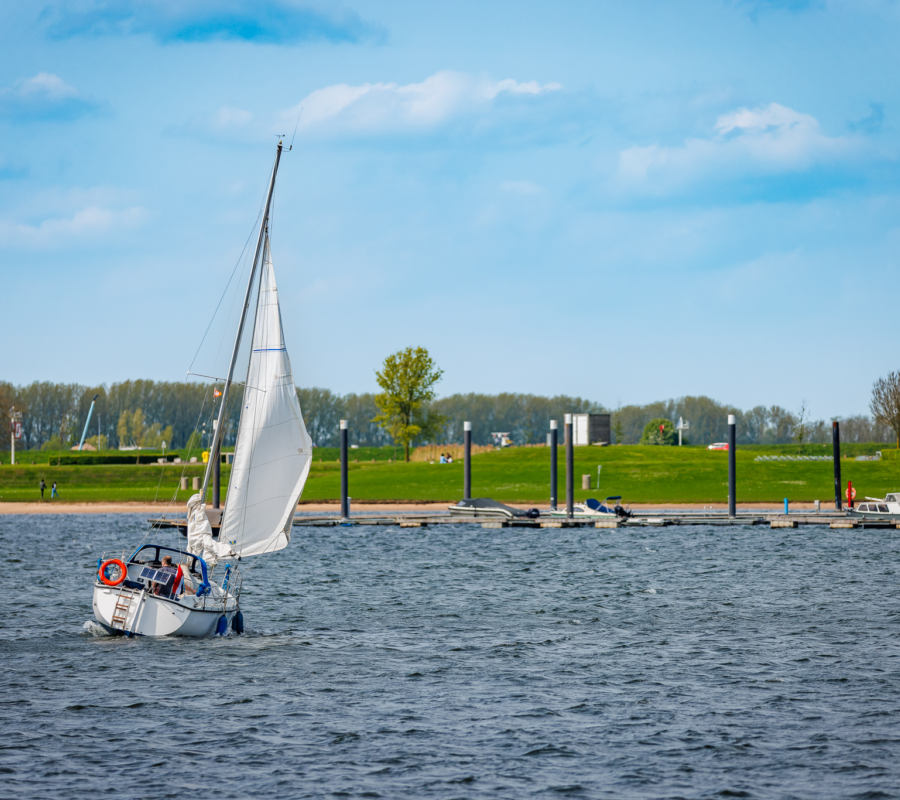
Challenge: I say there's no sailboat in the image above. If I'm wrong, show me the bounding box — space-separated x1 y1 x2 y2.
92 140 312 636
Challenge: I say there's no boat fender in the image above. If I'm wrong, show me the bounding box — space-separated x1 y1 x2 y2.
216 615 228 636
99 559 127 587
232 610 244 635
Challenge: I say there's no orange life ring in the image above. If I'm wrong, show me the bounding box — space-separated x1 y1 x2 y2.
99 558 127 587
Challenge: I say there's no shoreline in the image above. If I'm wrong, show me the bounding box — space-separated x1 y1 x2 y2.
0 501 839 515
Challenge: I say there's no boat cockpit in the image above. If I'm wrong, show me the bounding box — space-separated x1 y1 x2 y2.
112 544 213 596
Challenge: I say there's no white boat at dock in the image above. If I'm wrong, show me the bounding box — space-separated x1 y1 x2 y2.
549 496 631 520
92 140 313 636
847 493 900 521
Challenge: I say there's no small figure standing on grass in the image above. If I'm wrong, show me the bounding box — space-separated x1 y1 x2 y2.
51 481 58 499
39 478 46 499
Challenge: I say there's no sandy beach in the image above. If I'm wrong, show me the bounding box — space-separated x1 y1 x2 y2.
0 501 836 515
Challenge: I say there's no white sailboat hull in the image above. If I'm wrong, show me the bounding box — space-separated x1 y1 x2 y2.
93 583 237 637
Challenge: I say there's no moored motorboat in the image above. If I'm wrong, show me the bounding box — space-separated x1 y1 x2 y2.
847 493 900 520
549 496 631 519
448 498 541 519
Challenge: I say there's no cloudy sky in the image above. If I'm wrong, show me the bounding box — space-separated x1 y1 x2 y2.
1 0 897 419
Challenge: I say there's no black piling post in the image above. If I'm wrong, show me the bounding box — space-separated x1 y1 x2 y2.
833 421 842 511
550 419 558 510
340 419 349 520
212 419 221 509
463 421 472 500
565 413 574 519
728 414 736 517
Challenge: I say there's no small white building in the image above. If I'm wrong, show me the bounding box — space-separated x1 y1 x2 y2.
572 413 611 446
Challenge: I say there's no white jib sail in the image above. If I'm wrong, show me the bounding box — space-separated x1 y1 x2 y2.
218 236 312 558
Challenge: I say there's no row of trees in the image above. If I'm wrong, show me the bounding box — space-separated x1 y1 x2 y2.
2 379 896 453
0 380 238 453
613 396 894 446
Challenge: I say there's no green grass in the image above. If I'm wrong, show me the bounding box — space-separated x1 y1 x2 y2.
300 446 900 504
3 444 897 504
0 463 221 503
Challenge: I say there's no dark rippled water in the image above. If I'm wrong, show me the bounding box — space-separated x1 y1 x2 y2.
2 514 900 799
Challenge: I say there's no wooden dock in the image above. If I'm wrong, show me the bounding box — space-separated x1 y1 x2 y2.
287 511 898 530
148 510 899 532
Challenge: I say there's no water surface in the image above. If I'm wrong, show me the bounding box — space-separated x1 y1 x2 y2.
1 514 899 798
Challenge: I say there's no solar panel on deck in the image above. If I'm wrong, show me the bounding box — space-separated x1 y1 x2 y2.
138 567 173 585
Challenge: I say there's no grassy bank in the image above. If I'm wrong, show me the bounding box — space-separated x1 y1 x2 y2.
2 444 899 505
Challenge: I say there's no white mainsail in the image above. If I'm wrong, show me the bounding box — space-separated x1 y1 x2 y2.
218 236 312 558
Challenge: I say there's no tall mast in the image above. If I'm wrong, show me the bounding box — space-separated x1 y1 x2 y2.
200 140 283 502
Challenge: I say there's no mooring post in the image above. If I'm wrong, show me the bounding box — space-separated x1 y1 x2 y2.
550 420 558 510
565 414 574 519
784 498 789 515
463 421 472 500
832 421 842 511
213 418 220 509
340 419 349 520
728 414 736 518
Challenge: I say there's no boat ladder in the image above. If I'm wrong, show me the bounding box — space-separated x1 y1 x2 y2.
111 588 141 632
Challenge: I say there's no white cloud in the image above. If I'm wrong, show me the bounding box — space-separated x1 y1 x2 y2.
0 205 147 248
19 73 80 99
0 73 98 122
282 71 563 137
615 102 864 196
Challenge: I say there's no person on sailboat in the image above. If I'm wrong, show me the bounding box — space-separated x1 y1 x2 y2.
152 555 178 597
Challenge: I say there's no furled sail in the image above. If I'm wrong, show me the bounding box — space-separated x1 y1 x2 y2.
218 237 312 558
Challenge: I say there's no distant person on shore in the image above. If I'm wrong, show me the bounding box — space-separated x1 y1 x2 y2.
39 479 46 499
439 453 446 464
51 482 58 499
447 454 453 463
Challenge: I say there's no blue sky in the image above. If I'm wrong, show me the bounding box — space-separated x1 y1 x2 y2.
1 0 898 420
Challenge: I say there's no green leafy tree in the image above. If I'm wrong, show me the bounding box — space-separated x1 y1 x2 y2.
131 409 145 446
184 430 203 452
40 435 63 452
140 422 173 449
640 418 676 445
374 346 445 462
84 434 109 451
117 410 131 446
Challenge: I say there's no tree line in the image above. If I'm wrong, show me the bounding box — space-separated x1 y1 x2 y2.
0 379 893 451
613 396 893 446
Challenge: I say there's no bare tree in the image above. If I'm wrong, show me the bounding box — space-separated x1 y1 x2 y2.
794 399 808 453
870 371 900 448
